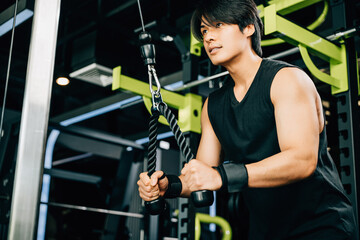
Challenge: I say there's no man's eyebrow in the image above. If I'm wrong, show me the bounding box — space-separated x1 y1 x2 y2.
200 21 211 28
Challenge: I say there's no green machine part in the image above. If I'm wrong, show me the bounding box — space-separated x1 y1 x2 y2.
258 0 323 17
260 0 329 46
195 213 232 240
112 66 202 134
263 1 348 95
190 31 202 57
191 0 325 54
190 0 357 95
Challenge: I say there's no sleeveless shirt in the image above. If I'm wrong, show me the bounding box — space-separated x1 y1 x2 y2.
208 58 356 239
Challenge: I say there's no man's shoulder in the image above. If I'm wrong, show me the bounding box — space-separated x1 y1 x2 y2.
274 67 310 85
262 58 293 69
271 66 317 101
259 58 297 83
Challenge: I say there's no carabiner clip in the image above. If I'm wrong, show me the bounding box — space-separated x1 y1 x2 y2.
151 92 163 111
148 65 161 96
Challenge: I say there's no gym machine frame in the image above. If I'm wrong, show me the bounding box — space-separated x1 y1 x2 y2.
112 67 202 239
260 1 360 233
7 0 61 239
192 0 360 234
114 0 360 238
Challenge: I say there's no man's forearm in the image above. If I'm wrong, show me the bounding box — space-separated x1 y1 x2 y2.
246 149 317 188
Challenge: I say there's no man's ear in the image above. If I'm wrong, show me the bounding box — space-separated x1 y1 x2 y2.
243 24 255 37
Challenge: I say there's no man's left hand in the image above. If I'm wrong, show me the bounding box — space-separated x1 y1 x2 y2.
181 159 222 192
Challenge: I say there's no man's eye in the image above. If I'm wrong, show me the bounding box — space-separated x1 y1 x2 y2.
216 23 222 27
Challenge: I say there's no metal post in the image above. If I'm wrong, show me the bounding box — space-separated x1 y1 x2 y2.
176 45 200 239
178 133 200 240
331 0 360 235
178 154 195 240
102 150 142 240
7 0 61 239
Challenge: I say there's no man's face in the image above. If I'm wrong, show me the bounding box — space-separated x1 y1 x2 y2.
200 17 251 66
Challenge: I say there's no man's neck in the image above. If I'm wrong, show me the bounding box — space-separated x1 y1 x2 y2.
224 50 262 88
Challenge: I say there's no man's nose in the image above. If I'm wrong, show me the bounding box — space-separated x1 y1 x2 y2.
204 30 215 42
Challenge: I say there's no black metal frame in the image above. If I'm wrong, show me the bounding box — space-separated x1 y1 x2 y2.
176 42 200 239
331 0 360 235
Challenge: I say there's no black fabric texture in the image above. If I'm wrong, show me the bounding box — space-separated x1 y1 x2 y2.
207 58 357 239
163 174 182 199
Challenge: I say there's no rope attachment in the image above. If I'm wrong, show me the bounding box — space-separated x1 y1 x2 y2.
136 0 213 214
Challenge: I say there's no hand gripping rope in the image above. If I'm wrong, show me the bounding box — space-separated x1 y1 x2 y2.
136 0 213 215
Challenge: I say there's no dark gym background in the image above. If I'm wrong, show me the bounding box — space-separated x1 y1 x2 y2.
0 0 359 239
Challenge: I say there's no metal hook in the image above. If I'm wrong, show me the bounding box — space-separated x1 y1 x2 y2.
148 65 161 96
151 92 163 111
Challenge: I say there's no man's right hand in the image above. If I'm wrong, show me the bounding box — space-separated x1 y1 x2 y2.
137 171 169 201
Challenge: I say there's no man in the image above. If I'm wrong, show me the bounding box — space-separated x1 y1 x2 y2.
138 0 357 239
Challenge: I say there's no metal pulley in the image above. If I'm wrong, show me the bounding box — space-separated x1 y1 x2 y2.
139 31 156 66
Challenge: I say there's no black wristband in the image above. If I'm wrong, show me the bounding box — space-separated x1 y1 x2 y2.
163 175 182 198
213 165 228 193
214 163 248 193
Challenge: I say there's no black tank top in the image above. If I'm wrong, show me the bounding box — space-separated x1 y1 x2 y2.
208 59 356 239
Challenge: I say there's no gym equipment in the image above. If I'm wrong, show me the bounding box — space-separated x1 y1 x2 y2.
0 0 18 143
195 213 232 240
135 0 213 215
7 0 61 239
42 202 144 219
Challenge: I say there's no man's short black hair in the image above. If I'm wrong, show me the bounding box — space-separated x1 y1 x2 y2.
191 0 263 57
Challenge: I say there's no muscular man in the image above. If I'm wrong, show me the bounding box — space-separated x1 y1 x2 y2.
138 0 357 239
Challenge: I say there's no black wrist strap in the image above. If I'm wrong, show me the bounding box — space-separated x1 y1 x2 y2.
163 175 182 198
214 163 248 193
213 165 228 193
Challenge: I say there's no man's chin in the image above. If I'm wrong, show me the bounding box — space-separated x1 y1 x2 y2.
209 59 222 66
209 55 230 66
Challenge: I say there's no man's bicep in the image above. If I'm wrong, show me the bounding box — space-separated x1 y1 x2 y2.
196 98 222 166
272 68 320 156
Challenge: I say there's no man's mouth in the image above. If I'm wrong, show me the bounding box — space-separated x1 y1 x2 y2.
209 46 222 54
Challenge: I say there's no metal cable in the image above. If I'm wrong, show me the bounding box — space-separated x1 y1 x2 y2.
43 201 144 219
0 0 19 142
136 0 146 32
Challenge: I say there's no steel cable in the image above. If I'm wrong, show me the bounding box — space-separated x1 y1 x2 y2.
0 0 19 142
